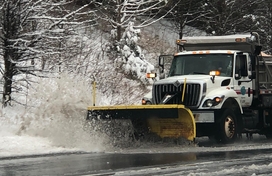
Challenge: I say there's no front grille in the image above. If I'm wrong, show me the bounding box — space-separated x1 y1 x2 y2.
153 83 201 107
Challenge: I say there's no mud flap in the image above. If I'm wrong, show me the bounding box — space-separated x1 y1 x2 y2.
87 104 196 141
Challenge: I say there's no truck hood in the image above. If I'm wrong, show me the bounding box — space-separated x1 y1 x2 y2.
154 75 231 91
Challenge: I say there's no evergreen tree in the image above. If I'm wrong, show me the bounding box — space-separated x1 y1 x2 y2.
114 21 154 84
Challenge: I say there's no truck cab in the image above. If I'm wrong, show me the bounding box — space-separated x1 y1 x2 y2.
147 33 272 143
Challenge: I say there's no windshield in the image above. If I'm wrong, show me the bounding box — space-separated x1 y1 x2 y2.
169 54 233 77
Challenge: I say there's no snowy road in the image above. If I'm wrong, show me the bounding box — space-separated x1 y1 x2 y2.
1 140 272 176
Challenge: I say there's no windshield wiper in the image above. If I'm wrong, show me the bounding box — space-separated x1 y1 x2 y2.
189 72 207 75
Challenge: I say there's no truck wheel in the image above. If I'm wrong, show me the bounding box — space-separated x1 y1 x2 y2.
146 101 152 105
215 109 238 143
264 127 272 139
264 110 272 139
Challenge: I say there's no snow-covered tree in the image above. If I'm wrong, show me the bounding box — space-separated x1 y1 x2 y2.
93 0 175 85
0 0 96 106
114 21 154 84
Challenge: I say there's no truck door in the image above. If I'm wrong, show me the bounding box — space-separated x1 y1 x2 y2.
233 53 253 107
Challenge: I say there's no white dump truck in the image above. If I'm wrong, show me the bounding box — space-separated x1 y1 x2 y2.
88 32 272 143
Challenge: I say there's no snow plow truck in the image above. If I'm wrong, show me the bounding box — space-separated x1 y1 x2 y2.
87 32 272 143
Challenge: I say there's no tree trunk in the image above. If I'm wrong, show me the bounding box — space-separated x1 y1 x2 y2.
116 0 122 41
2 52 15 107
2 2 19 107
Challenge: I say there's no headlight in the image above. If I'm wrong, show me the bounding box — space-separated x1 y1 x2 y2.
203 96 224 107
206 99 214 107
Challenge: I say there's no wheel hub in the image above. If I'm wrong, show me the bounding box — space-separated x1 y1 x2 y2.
224 116 235 138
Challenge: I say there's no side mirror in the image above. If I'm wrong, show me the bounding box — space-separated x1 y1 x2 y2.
235 69 247 79
159 73 166 79
235 54 248 78
158 56 164 73
254 45 262 55
240 68 248 77
249 71 256 79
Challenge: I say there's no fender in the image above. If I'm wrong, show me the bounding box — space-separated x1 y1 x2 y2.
200 87 243 114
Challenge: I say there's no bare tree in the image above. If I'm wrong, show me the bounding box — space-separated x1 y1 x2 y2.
251 0 272 53
0 0 96 106
187 0 271 52
166 0 205 39
93 0 174 41
192 0 263 35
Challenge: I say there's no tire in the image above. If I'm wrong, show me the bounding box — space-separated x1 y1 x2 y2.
215 109 238 143
146 101 152 105
264 110 272 139
264 127 272 139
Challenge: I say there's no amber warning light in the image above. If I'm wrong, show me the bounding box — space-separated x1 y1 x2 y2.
146 73 157 78
235 38 246 42
209 70 221 76
176 39 187 45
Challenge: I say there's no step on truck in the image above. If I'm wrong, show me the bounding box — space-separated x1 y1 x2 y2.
87 32 272 143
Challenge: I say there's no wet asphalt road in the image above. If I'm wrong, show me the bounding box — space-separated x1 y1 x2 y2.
0 145 272 176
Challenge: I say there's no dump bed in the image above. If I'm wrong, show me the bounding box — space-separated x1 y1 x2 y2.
259 54 272 89
180 34 256 53
258 53 272 107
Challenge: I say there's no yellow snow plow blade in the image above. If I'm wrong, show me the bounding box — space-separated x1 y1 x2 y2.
87 104 196 141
